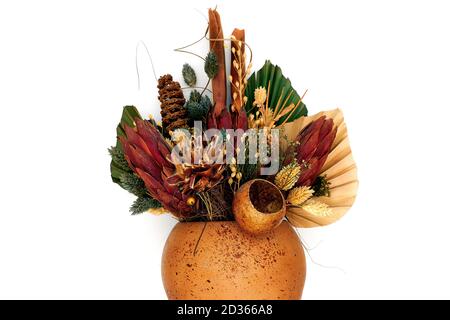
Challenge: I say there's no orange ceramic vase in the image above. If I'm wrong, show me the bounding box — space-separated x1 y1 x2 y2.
161 221 306 300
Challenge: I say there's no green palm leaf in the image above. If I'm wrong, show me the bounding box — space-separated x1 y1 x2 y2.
116 105 142 137
245 60 308 124
110 106 143 183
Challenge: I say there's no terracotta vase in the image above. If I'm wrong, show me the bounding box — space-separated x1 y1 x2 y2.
161 221 306 300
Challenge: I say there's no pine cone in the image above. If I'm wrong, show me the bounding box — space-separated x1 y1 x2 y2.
157 74 189 136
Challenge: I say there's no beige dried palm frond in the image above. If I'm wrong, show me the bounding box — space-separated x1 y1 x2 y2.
280 108 358 228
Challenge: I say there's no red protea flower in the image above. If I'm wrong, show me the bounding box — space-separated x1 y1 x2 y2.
119 119 194 217
294 116 337 186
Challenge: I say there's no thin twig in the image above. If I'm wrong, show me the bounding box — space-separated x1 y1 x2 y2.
193 8 209 23
176 26 209 51
200 78 211 96
286 217 347 274
175 49 206 61
206 36 254 67
135 41 158 90
181 86 213 94
174 26 210 61
193 222 208 256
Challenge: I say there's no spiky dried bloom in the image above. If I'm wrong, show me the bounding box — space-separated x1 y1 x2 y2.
287 186 314 206
168 161 225 195
119 119 194 218
291 116 337 186
274 162 302 191
166 133 226 195
301 199 333 217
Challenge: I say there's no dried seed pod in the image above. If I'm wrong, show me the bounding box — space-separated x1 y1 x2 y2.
182 63 197 87
232 179 286 235
204 52 219 79
230 28 248 130
230 28 246 112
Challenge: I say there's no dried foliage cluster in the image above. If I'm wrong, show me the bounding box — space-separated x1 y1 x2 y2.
109 8 357 228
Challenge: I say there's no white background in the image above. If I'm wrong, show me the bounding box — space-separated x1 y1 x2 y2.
0 0 449 299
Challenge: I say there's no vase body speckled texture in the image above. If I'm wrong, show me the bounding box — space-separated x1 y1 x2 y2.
161 221 306 300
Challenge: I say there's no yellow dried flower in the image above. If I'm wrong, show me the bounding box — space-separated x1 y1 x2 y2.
186 196 196 206
147 207 166 215
274 162 302 191
253 87 267 106
287 186 314 206
301 199 333 217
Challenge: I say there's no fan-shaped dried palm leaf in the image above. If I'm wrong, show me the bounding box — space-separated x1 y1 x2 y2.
280 108 358 228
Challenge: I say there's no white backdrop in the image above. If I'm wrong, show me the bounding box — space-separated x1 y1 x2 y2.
1 0 449 299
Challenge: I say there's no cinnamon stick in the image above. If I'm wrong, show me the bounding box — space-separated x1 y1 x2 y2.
208 9 227 118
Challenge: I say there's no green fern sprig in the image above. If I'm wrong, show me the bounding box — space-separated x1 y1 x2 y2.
130 197 162 215
119 172 147 197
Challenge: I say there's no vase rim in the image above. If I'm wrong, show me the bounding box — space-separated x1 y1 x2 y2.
177 220 290 225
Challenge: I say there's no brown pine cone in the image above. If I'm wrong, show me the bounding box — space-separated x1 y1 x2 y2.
157 74 189 136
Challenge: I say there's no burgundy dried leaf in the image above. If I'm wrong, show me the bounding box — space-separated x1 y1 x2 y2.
120 120 193 217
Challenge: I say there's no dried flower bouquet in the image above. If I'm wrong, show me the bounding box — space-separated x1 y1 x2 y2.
108 7 358 300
